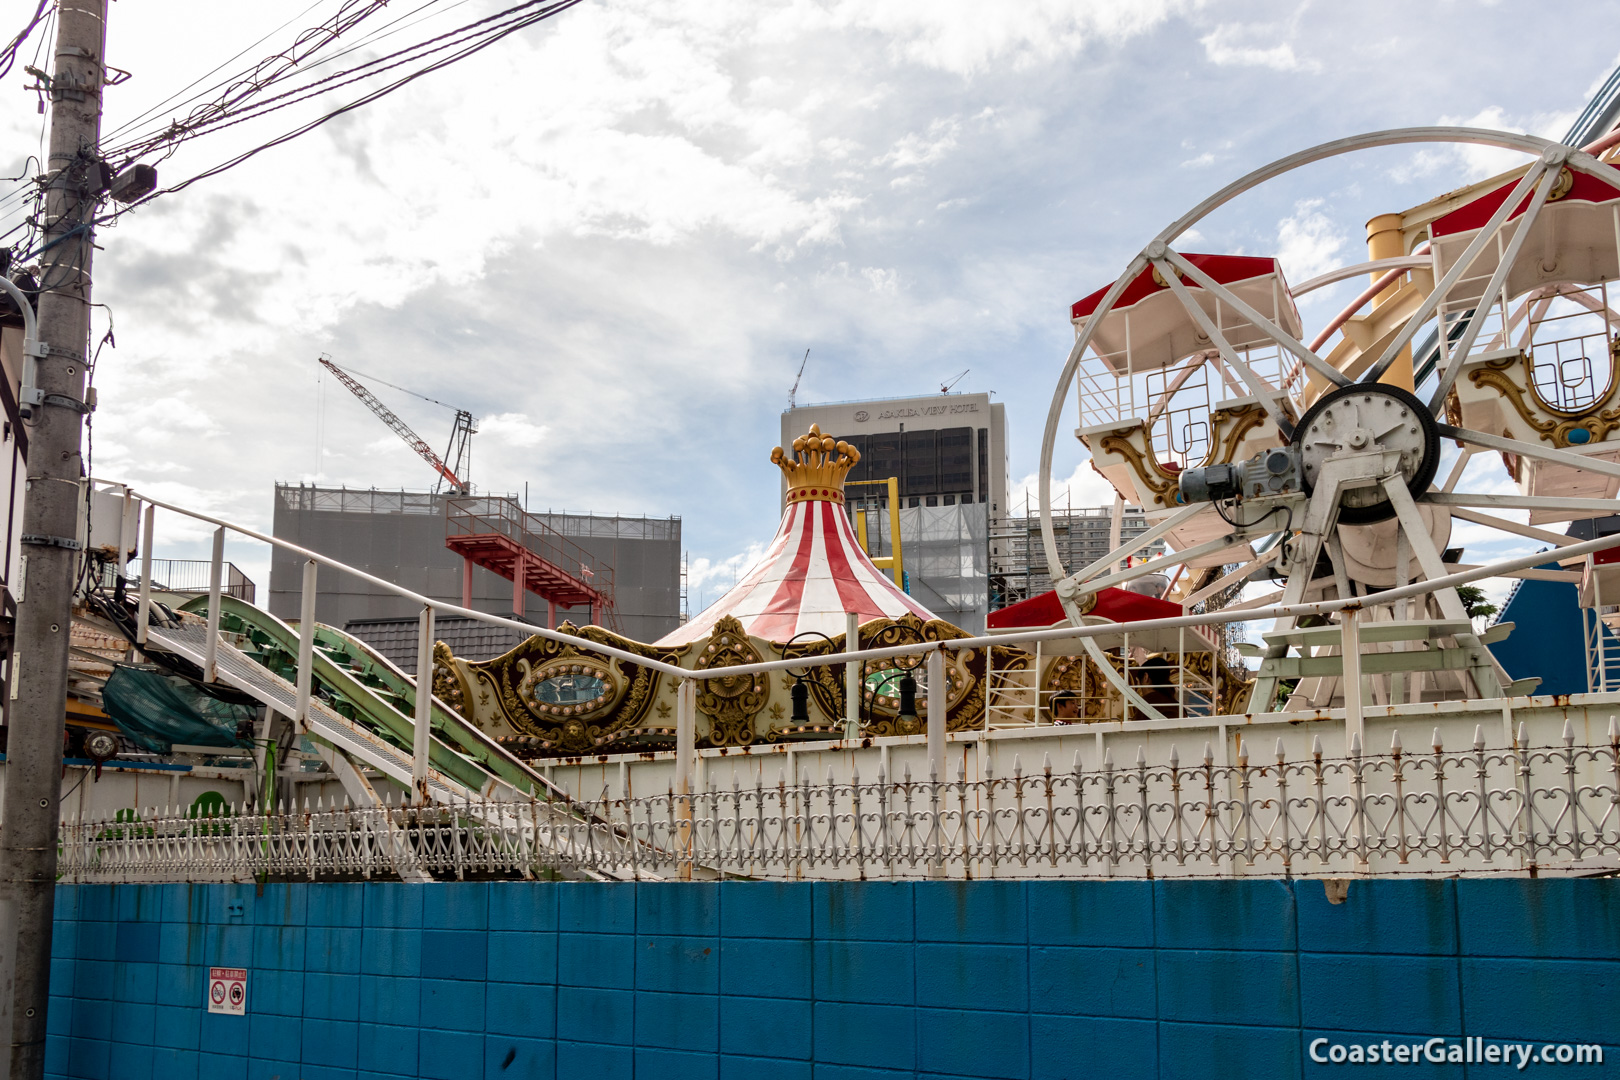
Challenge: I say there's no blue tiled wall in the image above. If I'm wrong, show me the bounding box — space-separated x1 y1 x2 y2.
44 877 1620 1080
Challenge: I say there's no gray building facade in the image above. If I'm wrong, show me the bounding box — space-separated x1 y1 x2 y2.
778 394 1007 634
781 392 1008 515
269 485 681 644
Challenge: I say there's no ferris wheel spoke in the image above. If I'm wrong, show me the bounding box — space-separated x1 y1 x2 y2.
1360 157 1551 387
1426 490 1620 515
1063 501 1210 590
1446 507 1583 546
1426 162 1568 413
1081 533 1244 593
1180 546 1283 609
1147 251 1294 432
1161 246 1350 390
1437 423 1620 483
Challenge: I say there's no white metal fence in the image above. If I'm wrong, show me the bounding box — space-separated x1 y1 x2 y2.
59 728 1620 883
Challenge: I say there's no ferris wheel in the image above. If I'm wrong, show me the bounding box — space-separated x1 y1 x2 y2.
1039 127 1620 716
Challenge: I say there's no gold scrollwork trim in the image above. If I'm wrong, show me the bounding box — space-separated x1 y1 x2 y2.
777 614 1002 740
1467 349 1620 447
1099 403 1269 507
693 615 770 747
466 623 684 754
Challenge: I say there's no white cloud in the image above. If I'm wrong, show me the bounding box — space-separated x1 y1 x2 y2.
831 0 1192 76
20 0 1612 603
1200 23 1320 73
1391 106 1579 184
1008 458 1122 518
688 541 768 592
478 413 549 449
1276 198 1347 287
881 118 962 169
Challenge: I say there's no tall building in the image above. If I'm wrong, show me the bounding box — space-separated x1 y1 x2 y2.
780 393 1007 632
269 485 682 656
781 391 1008 512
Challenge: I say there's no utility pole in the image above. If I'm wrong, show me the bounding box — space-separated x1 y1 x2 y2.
1 1 109 1077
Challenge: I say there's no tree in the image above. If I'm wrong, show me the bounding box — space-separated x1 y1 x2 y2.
1456 585 1498 625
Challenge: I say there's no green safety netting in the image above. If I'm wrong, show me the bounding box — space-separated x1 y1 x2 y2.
100 664 255 754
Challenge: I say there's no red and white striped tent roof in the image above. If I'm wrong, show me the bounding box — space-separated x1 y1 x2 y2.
657 426 939 647
657 498 937 647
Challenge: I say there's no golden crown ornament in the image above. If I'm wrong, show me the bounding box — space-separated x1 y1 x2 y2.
772 424 861 505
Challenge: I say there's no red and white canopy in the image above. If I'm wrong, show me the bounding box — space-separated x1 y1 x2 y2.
1070 253 1302 375
657 499 937 647
1430 166 1620 307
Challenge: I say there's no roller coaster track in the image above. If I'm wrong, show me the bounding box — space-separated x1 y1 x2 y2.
136 595 653 880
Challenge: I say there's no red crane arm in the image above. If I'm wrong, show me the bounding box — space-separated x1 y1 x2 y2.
319 357 464 490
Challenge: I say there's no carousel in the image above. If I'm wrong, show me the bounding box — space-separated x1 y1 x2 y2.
430 421 1240 758
433 425 1020 756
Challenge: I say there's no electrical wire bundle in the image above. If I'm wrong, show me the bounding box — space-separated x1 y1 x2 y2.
0 0 58 255
0 0 50 81
0 0 586 260
100 0 586 220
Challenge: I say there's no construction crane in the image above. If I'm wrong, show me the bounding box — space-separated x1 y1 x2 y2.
787 348 810 410
318 355 478 494
940 368 969 394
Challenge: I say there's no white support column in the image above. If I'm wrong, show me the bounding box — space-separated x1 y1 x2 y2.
203 526 225 682
1341 607 1364 755
294 560 317 734
927 646 946 781
844 612 860 740
135 504 154 646
676 678 696 795
675 678 696 879
413 604 436 804
116 488 135 578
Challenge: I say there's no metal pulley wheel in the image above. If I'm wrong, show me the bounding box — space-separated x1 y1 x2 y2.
1292 382 1440 524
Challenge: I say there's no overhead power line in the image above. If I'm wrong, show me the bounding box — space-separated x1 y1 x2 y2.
99 0 335 146
0 0 583 265
102 0 480 153
0 0 51 81
96 0 584 225
107 0 528 164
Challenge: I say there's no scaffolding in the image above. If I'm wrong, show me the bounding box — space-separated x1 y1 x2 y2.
850 498 989 631
989 491 1162 609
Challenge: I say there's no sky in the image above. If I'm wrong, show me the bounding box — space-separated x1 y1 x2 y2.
3 0 1618 617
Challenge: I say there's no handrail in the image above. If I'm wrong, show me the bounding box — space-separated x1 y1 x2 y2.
128 487 1620 681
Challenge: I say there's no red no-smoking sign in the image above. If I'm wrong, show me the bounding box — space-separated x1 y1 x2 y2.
207 968 247 1015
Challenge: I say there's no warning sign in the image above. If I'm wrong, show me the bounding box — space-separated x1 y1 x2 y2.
207 967 247 1015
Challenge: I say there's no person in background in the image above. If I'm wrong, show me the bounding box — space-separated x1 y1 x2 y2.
1050 690 1081 724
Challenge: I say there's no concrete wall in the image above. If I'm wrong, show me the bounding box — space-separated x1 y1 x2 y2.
44 878 1620 1079
268 487 682 644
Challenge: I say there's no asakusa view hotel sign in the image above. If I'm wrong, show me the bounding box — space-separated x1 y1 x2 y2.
851 402 983 422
